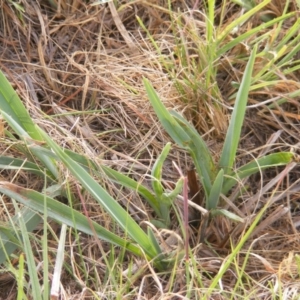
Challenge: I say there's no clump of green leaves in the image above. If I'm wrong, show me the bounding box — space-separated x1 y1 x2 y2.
0 69 180 273
144 45 294 217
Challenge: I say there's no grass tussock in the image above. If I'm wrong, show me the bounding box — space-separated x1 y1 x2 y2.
0 0 300 299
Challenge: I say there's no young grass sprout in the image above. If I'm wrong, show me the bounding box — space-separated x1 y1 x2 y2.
143 44 294 218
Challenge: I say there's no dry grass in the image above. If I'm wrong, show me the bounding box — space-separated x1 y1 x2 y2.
1 0 300 299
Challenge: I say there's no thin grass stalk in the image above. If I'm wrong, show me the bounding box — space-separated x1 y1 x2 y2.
219 44 257 173
16 201 41 299
204 163 294 299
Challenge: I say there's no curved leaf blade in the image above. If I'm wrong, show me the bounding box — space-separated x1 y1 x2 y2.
207 169 224 210
170 110 215 197
219 45 257 173
38 127 161 259
143 78 191 148
222 152 294 194
0 182 142 257
152 143 171 197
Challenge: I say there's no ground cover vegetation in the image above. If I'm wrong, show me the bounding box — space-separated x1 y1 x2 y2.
0 0 300 299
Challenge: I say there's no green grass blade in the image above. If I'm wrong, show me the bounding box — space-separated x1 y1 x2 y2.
1 110 58 178
42 190 49 299
147 227 163 256
217 0 271 44
143 78 191 148
151 143 171 197
217 13 294 56
17 204 41 299
0 207 41 265
0 156 53 179
219 45 257 173
222 152 294 194
206 0 215 44
100 165 160 215
164 177 184 202
37 127 161 259
276 19 300 52
0 181 143 257
28 144 161 216
0 70 40 139
170 110 215 197
207 169 224 210
0 71 58 178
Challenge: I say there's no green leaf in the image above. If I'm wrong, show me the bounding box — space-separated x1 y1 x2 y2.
1 110 58 178
150 219 169 229
0 208 41 265
217 13 294 56
222 152 294 194
0 182 143 257
207 169 224 210
219 45 257 173
151 143 171 197
100 165 160 215
37 127 161 259
16 204 41 298
217 0 271 45
0 71 58 178
147 227 163 255
0 156 53 180
28 144 161 217
170 110 215 198
164 177 184 202
0 70 40 140
143 78 191 148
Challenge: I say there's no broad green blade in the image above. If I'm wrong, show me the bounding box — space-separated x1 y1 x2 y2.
164 177 184 202
222 152 294 195
38 127 161 259
0 71 58 178
207 169 224 210
0 156 53 179
219 45 257 173
17 205 41 298
147 227 163 255
151 143 171 197
1 110 58 178
0 182 143 257
159 176 185 226
0 207 41 265
100 165 160 215
170 110 215 198
0 70 40 140
29 143 161 216
143 78 191 148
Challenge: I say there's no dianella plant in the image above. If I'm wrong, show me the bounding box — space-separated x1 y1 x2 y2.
0 69 184 271
144 45 294 218
0 54 193 272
